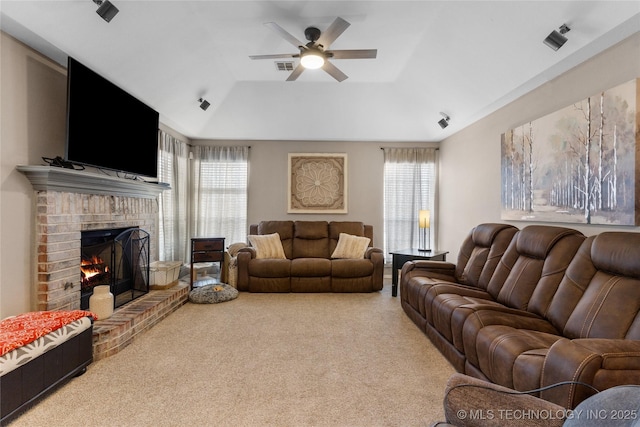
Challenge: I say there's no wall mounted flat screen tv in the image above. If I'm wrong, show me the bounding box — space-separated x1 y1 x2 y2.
65 57 159 179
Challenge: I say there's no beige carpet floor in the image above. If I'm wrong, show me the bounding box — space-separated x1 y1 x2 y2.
10 285 455 427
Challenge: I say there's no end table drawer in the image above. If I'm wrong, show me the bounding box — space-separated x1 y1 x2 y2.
192 251 223 262
193 240 224 251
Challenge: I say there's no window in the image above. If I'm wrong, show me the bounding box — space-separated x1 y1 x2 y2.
190 146 249 245
158 132 189 262
158 132 249 262
383 148 438 259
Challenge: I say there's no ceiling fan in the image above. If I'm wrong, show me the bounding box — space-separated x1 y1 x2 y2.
249 17 377 82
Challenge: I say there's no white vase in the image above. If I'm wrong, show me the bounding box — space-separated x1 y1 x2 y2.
89 285 114 320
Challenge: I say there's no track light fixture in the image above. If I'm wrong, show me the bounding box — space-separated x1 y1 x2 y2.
198 98 211 111
92 0 119 22
438 112 450 129
544 24 570 51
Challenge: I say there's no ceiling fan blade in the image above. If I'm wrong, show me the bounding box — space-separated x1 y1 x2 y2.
329 49 378 59
322 61 348 82
317 17 350 48
286 63 305 81
249 53 299 60
264 22 305 48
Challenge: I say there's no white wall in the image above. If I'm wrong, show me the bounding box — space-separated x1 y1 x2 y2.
438 33 640 262
1 32 67 317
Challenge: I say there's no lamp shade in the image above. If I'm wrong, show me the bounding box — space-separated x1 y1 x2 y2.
419 210 430 229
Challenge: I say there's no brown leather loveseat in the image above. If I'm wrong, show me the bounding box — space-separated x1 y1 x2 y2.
237 221 384 292
400 224 640 409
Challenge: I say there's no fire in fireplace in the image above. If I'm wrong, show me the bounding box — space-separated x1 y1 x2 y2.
81 255 110 289
80 227 150 310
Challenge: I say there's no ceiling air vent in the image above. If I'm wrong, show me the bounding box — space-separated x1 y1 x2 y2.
275 61 295 72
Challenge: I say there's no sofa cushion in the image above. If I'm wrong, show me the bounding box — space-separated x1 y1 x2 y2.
292 221 329 259
474 325 563 389
564 270 640 339
248 233 287 259
591 232 640 279
247 258 291 277
294 221 328 239
331 233 371 259
291 258 331 277
488 226 585 312
455 223 519 289
332 258 374 278
409 279 491 326
544 236 597 333
555 232 640 340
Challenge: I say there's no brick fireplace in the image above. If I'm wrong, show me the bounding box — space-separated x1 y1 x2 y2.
18 165 189 360
31 184 158 311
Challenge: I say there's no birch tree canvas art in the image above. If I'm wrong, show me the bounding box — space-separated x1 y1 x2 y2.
501 78 639 225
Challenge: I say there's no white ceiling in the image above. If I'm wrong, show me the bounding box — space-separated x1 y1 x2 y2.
1 1 639 142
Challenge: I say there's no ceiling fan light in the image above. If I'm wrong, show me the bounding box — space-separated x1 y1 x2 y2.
300 52 325 69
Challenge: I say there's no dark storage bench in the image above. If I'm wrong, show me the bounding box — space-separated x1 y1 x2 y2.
0 312 95 424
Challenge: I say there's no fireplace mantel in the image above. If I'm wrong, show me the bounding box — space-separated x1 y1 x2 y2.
17 165 169 198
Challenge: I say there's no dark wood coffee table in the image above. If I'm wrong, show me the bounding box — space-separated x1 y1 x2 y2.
389 249 448 297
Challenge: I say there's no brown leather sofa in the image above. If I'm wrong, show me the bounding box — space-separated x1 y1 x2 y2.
401 225 640 409
401 223 518 334
237 221 384 292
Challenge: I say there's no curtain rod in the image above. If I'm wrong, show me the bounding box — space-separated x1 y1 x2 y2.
187 144 251 149
379 147 439 150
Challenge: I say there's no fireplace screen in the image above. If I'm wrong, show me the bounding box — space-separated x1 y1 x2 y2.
80 227 150 310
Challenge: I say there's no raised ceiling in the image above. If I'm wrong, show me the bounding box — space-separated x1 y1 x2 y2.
1 1 639 142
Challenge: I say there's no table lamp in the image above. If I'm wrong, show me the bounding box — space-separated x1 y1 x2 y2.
419 210 431 251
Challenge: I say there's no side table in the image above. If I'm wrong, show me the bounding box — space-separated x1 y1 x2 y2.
190 237 225 289
389 249 448 297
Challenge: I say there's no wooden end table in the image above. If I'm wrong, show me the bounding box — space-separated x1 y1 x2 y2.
190 237 225 289
390 249 448 297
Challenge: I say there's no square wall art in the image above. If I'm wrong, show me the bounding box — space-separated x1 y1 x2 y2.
288 153 347 213
501 78 639 225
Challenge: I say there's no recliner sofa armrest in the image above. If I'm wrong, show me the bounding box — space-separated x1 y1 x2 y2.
367 248 384 291
365 247 383 259
237 247 256 258
541 338 640 409
440 373 566 427
236 248 256 291
402 260 458 283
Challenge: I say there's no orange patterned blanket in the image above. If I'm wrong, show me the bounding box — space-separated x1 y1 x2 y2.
0 310 96 357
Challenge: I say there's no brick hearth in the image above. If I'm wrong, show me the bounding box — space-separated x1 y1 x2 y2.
92 282 189 361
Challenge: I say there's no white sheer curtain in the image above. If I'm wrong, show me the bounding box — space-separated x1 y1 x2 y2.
157 131 190 262
190 146 249 246
383 147 438 259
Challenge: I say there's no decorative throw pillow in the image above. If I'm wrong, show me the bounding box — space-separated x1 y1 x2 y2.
331 233 371 259
248 233 287 259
